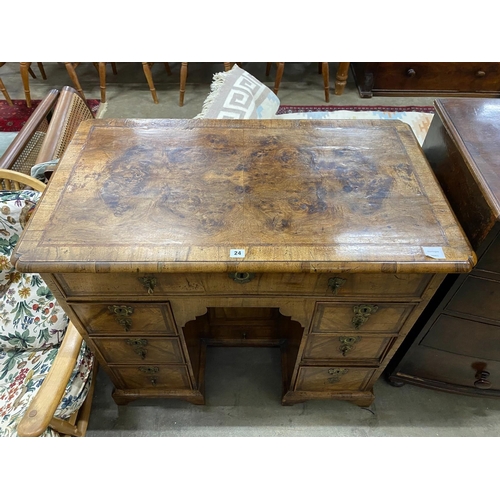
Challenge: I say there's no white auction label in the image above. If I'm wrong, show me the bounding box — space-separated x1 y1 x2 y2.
230 249 246 258
422 247 446 259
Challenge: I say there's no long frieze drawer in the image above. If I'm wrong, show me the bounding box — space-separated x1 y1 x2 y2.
93 337 184 364
445 275 500 323
54 272 431 298
111 365 191 390
295 366 375 392
69 302 177 335
302 334 394 363
311 302 415 334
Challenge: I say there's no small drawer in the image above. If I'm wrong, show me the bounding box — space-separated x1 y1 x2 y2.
54 272 430 299
295 366 375 392
70 302 177 335
445 275 500 322
302 334 393 363
93 336 184 364
111 364 191 390
311 302 414 334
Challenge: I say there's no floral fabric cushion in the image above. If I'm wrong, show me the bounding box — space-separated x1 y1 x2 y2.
0 340 94 437
0 191 69 351
195 64 280 119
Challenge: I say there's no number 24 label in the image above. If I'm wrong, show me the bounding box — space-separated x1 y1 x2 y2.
230 249 246 258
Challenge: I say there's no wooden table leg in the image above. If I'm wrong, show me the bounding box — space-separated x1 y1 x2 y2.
334 62 350 95
273 62 285 95
98 62 107 103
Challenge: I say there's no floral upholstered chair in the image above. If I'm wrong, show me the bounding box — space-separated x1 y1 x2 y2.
0 171 95 437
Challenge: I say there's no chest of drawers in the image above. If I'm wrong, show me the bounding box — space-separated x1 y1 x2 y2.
13 119 474 407
388 98 500 397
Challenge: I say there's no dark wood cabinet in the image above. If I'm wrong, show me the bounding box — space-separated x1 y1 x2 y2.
351 63 500 98
388 98 500 398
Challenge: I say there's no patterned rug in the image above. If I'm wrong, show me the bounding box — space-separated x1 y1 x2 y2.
276 105 435 146
0 99 101 132
277 105 435 114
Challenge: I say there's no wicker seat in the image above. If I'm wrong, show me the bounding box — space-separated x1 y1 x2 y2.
0 88 60 175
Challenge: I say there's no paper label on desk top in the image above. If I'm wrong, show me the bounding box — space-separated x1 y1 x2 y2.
422 247 446 259
230 249 246 258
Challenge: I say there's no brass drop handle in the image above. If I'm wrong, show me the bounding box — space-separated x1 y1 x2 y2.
108 305 134 332
228 272 255 284
328 368 349 383
338 336 361 356
139 275 157 294
474 370 492 389
126 339 149 359
407 68 416 77
328 277 346 295
476 70 486 78
150 377 157 386
352 304 378 330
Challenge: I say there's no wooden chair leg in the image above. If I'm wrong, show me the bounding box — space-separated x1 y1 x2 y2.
98 62 107 103
334 62 350 96
142 62 159 104
273 62 285 95
37 62 47 80
180 62 188 107
266 62 272 77
164 63 172 76
111 63 118 75
322 62 330 102
19 62 32 107
0 77 13 105
64 63 86 102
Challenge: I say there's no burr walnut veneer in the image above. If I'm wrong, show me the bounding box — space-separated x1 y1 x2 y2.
12 119 474 407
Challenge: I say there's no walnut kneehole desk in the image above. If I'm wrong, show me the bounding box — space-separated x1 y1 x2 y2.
13 119 475 407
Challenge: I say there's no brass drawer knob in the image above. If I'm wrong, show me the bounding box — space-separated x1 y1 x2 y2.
108 305 134 332
328 277 346 295
476 70 486 78
474 370 492 389
139 275 157 294
228 272 255 284
352 304 378 330
406 68 416 77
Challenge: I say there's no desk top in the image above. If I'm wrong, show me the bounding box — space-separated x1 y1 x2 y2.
14 119 474 274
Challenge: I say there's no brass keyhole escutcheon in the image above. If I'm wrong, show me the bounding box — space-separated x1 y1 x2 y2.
139 275 157 295
328 277 346 295
228 272 255 284
328 368 349 383
126 339 148 360
352 304 378 330
139 366 159 375
338 336 361 356
108 305 134 332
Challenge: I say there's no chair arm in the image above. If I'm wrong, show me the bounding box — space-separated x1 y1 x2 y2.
17 322 84 437
0 89 59 170
0 169 46 191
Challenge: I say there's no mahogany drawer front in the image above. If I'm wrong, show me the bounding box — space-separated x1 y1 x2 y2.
70 302 177 335
421 314 500 361
362 63 500 92
295 366 375 392
395 347 500 392
311 302 415 334
111 364 191 390
54 272 430 299
302 334 393 363
445 275 500 322
93 336 184 364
